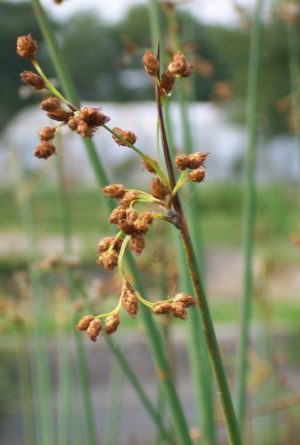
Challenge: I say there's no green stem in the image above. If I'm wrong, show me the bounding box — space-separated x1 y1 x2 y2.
31 2 191 442
235 0 264 432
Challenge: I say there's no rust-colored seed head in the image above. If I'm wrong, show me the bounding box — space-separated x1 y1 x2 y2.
160 70 176 94
118 218 135 235
47 109 73 123
151 177 169 199
79 106 110 127
175 154 189 170
189 167 206 183
187 152 208 169
152 301 172 315
173 293 196 308
126 208 138 224
119 191 139 208
142 49 159 76
171 301 187 320
181 62 194 78
16 34 37 59
129 235 145 256
103 184 125 199
97 236 122 254
142 157 158 173
105 314 120 335
39 126 56 141
96 250 119 270
87 318 102 342
67 116 79 131
109 207 127 224
76 314 95 331
112 127 137 146
34 141 56 159
76 121 95 138
40 97 61 112
20 71 45 89
121 281 139 317
139 211 154 225
168 52 187 76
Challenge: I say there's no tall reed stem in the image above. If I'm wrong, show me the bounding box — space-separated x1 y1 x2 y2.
235 0 264 431
31 1 191 442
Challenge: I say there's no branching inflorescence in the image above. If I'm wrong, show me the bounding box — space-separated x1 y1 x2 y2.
17 34 208 341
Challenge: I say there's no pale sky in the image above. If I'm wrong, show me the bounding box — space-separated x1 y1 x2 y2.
40 0 262 25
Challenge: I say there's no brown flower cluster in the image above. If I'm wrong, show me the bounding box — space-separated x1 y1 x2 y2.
152 293 196 320
142 49 193 96
112 127 137 146
175 152 208 183
77 313 120 341
96 236 123 270
121 281 139 317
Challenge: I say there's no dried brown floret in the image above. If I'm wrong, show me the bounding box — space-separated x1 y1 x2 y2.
105 314 120 334
121 281 138 317
112 127 137 146
20 71 45 89
97 236 123 253
87 318 102 342
139 211 154 225
76 121 95 138
118 219 135 235
175 154 189 170
16 34 37 59
168 52 187 76
39 126 56 141
151 177 169 199
34 141 56 159
67 116 79 131
171 301 187 320
47 109 74 123
76 314 95 331
160 70 176 94
142 157 158 173
109 207 127 224
119 191 139 208
79 107 110 127
187 152 208 169
129 235 145 256
181 62 194 78
173 293 196 308
126 208 138 224
189 167 206 183
40 97 61 112
96 250 119 270
142 49 159 76
133 212 154 235
103 184 126 198
152 301 172 315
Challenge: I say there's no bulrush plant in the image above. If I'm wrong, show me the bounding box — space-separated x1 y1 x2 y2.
17 35 242 444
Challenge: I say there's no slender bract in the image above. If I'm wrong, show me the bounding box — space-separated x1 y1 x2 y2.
235 0 264 431
31 1 192 442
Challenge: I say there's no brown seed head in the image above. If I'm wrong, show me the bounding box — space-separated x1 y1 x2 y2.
129 235 145 256
142 49 159 76
96 250 119 270
142 156 158 173
151 177 169 199
118 218 135 235
175 154 189 170
105 314 120 335
47 109 73 123
39 126 56 141
40 97 61 112
67 116 79 131
97 236 122 254
109 207 127 224
76 314 95 331
168 52 187 76
119 191 139 208
103 184 126 199
20 71 45 89
126 208 138 224
139 211 154 225
160 70 176 94
34 141 56 159
76 121 95 138
133 212 154 235
173 293 196 308
16 34 37 59
171 301 187 320
121 281 138 317
87 318 102 342
181 62 194 78
112 127 137 146
187 152 209 169
152 301 172 315
79 106 110 127
189 167 206 183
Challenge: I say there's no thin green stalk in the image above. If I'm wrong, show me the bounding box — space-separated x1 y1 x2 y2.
235 0 264 432
32 2 192 443
104 361 122 445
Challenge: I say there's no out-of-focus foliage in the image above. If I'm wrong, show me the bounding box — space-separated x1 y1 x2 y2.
1 2 300 134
